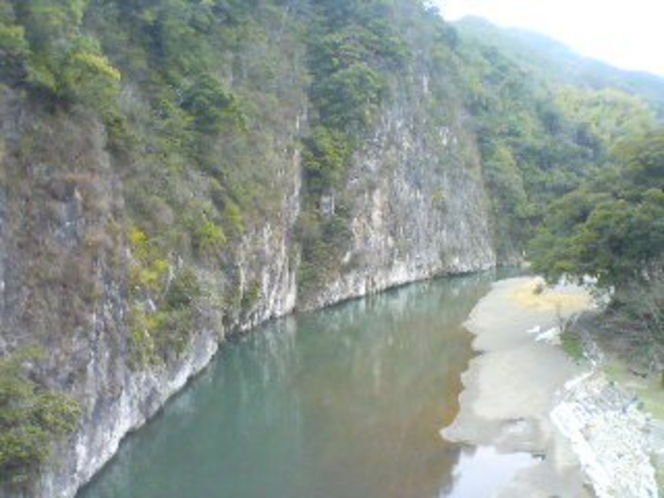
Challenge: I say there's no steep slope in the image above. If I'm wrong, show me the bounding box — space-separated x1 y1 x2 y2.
449 16 658 258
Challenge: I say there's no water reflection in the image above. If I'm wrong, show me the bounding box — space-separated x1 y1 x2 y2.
80 273 502 498
441 446 538 497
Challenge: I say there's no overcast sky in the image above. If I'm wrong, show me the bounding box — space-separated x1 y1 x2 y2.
436 0 664 77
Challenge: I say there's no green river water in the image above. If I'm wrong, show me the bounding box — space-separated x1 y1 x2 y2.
79 272 533 498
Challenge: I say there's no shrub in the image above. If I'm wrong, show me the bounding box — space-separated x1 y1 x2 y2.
302 126 352 195
192 219 226 258
165 267 201 310
0 349 80 487
181 73 244 134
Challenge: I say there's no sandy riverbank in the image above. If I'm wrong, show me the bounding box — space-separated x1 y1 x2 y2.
442 276 659 497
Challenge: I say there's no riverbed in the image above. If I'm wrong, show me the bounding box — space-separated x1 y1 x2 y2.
443 276 594 497
444 276 659 498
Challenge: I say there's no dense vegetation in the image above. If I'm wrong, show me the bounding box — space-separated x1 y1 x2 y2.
1 0 663 488
455 16 664 115
455 28 657 256
531 131 664 354
458 16 664 362
0 349 80 486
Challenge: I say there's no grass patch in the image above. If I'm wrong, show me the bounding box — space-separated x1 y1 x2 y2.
639 382 664 419
560 330 585 363
602 361 631 382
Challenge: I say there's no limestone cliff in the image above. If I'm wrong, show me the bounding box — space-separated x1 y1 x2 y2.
305 81 495 309
0 93 492 498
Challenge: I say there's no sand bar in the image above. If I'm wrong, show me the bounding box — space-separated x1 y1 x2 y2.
442 276 650 497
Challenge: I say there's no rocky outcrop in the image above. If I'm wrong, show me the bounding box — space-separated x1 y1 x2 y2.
303 69 495 310
552 373 658 498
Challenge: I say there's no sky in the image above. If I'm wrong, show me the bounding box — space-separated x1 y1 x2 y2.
435 0 664 77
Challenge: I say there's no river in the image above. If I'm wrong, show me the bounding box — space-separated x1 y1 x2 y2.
79 271 534 498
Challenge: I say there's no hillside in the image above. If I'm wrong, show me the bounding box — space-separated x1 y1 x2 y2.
455 16 664 115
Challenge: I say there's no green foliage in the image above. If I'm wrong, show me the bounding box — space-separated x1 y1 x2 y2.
149 91 196 160
128 227 170 294
129 303 197 366
1 0 51 87
555 87 656 149
24 55 57 94
127 226 204 366
530 130 664 338
0 15 29 79
8 0 121 114
59 36 121 114
309 21 409 77
181 73 244 134
296 208 353 295
0 22 27 57
455 16 664 116
191 219 227 258
531 130 664 287
454 28 659 259
296 0 415 292
306 1 407 135
0 349 80 486
165 267 201 310
313 62 386 131
560 330 585 363
222 201 244 236
0 2 28 79
129 271 202 366
302 126 352 194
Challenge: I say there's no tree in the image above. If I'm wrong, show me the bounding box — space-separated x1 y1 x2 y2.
59 36 121 114
181 72 243 134
529 130 664 340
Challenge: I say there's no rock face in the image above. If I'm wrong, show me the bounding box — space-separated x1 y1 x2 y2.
0 72 496 498
307 91 495 309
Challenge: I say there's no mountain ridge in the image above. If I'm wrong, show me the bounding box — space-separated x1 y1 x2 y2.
453 15 664 114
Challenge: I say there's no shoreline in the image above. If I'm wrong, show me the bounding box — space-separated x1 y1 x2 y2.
442 276 659 497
